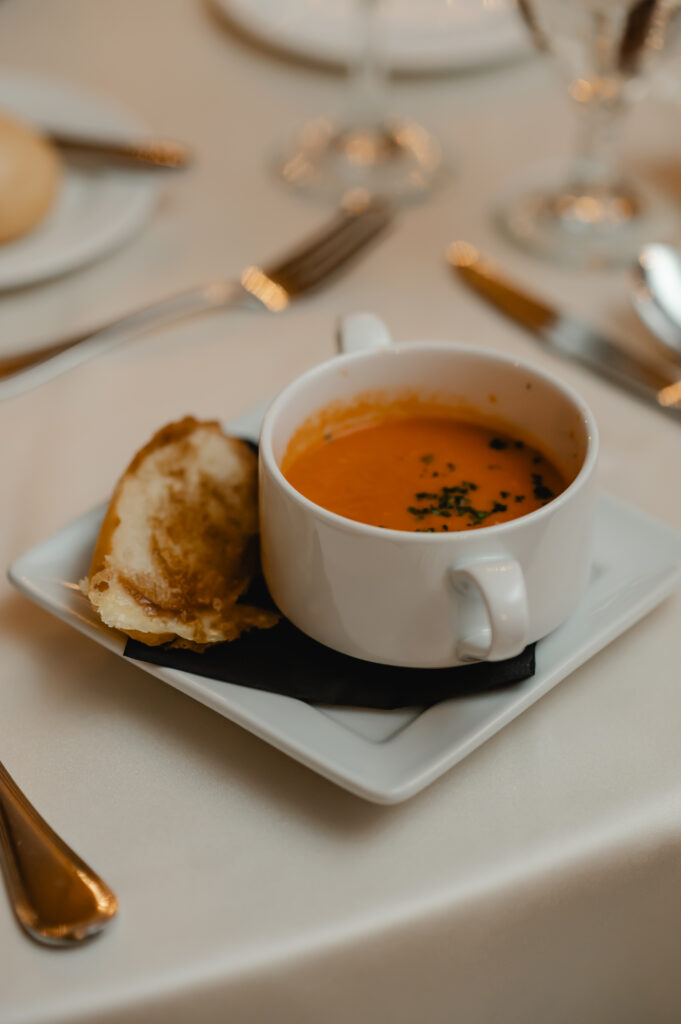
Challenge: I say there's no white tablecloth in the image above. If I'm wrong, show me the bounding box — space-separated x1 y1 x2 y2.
1 2 681 1022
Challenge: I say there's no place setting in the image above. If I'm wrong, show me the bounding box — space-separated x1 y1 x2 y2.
0 69 189 292
3 4 681 1001
9 308 681 810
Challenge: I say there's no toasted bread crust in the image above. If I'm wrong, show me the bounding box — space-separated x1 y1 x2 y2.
83 417 278 647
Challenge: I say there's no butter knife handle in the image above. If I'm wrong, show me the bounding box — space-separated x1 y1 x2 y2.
51 133 191 169
449 243 681 423
453 256 557 335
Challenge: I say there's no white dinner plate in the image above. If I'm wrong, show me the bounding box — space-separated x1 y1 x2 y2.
8 402 681 803
0 71 158 290
214 0 532 73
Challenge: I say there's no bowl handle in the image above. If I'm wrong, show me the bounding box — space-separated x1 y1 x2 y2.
337 313 392 354
451 556 528 662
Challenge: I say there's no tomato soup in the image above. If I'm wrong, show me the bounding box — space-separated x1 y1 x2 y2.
282 409 567 533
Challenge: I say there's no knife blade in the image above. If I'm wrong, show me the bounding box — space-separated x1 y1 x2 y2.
446 241 681 422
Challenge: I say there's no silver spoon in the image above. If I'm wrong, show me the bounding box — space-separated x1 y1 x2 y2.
632 243 681 359
0 760 118 945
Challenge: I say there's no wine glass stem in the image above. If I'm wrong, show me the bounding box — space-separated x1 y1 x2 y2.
348 0 387 131
569 94 627 196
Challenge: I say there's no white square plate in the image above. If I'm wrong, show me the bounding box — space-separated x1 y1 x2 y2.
8 405 681 803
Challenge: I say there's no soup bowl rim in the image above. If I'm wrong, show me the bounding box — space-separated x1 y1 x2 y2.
259 340 599 542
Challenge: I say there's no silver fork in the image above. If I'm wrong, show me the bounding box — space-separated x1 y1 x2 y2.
0 195 393 401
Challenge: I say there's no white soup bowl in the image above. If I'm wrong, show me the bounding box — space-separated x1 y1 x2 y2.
259 315 598 668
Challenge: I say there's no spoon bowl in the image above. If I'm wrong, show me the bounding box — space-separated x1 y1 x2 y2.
632 243 681 360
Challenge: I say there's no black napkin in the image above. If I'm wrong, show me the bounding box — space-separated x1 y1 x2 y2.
124 574 535 709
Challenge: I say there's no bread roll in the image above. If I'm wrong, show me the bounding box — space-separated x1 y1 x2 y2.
83 417 279 647
0 109 61 244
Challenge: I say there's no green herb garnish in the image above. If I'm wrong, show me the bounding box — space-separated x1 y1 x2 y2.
407 480 509 528
531 473 554 500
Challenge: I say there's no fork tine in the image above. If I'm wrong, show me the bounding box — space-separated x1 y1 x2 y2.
278 210 389 283
264 210 364 280
0 197 394 400
278 217 389 296
265 197 393 296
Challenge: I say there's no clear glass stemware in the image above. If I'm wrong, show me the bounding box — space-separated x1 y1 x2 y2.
276 0 444 202
498 0 681 267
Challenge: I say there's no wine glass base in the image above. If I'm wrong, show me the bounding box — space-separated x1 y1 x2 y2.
275 117 445 203
495 164 677 269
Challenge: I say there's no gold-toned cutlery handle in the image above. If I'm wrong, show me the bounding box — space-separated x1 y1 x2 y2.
447 240 681 418
447 241 558 334
0 761 118 946
49 131 192 169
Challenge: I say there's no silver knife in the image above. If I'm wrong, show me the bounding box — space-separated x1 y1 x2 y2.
446 241 681 422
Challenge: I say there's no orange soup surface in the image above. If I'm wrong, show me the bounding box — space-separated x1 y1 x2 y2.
282 412 567 532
